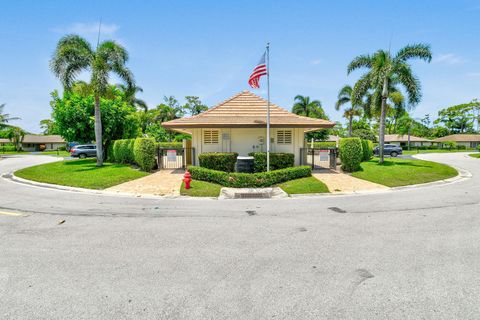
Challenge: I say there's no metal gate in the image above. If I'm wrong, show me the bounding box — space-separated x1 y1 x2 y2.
157 148 195 169
300 148 337 170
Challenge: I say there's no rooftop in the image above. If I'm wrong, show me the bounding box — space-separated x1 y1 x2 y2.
434 134 480 142
22 135 65 143
384 134 433 143
162 91 335 131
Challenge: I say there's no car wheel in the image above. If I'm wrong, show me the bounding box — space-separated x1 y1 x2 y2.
390 151 398 157
79 153 87 159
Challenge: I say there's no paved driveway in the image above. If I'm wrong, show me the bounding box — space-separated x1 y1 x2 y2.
0 153 479 319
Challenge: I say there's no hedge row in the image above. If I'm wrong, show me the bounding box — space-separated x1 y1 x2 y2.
198 152 238 172
157 141 183 149
110 137 157 171
361 139 373 161
248 152 295 172
188 165 312 188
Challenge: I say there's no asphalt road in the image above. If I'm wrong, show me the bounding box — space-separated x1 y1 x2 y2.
0 153 479 319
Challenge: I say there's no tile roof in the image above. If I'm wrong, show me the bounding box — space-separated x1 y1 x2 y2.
434 134 480 142
0 138 10 143
162 91 335 129
384 134 433 142
22 135 65 143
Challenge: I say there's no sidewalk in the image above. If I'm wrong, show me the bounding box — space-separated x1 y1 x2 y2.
106 169 183 196
313 169 388 193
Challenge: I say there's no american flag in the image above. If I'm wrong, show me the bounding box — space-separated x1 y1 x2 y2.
248 52 267 88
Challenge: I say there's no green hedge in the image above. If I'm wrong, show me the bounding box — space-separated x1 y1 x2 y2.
157 141 183 149
188 165 311 188
112 139 135 164
133 138 157 171
248 152 295 172
0 145 16 152
361 139 373 161
198 152 238 172
339 137 363 172
311 141 337 148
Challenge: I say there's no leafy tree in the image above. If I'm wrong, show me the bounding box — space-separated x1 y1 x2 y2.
39 119 59 135
434 101 480 134
50 35 134 166
348 43 432 163
7 126 26 151
335 85 362 136
117 84 147 111
292 95 327 118
0 104 20 129
183 96 208 115
50 90 140 149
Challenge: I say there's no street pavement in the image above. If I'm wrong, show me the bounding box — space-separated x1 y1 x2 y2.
0 153 479 319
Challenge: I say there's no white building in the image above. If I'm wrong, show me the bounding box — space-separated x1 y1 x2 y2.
162 91 334 165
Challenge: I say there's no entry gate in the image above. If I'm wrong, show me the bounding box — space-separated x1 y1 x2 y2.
157 148 195 169
300 148 338 170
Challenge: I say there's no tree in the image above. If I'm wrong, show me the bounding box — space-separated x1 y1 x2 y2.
50 90 140 147
0 104 20 129
292 95 327 118
39 119 59 135
7 126 26 151
117 84 148 111
50 34 134 166
348 44 432 163
183 96 208 115
434 101 480 134
396 114 416 150
335 85 362 136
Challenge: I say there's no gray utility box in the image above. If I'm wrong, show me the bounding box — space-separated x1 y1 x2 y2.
236 156 254 173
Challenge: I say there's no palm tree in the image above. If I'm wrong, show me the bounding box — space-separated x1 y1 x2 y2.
397 114 417 150
7 126 26 151
292 95 327 119
0 104 20 129
117 84 148 111
347 44 432 163
335 85 362 136
50 35 134 166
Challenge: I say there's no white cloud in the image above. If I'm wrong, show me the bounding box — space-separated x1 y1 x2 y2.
433 53 466 65
466 72 480 77
310 59 322 65
53 22 119 37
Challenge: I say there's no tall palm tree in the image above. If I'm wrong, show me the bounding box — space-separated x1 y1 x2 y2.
50 35 134 166
347 44 431 163
117 84 148 111
7 126 26 151
292 95 327 119
335 85 362 136
397 114 416 150
0 104 20 129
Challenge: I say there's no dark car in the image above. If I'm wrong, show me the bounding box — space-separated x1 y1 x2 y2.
373 144 403 157
70 144 97 158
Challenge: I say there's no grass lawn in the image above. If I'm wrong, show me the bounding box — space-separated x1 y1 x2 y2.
278 176 329 194
403 149 473 155
33 150 71 157
351 158 458 187
180 180 222 197
469 153 480 158
15 159 148 189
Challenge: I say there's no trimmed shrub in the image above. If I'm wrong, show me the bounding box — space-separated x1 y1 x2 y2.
188 165 311 188
112 139 135 164
58 145 67 151
312 141 337 148
248 152 295 172
339 137 363 172
477 145 480 152
133 138 157 171
442 141 457 150
198 152 238 172
1 145 16 152
361 139 373 161
457 145 467 150
157 141 183 149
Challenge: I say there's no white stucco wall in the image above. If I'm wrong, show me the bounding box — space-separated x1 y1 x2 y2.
191 128 305 165
22 142 65 152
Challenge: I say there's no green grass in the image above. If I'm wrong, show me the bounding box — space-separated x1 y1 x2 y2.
351 158 458 187
180 180 222 197
403 149 473 155
469 153 480 158
32 150 71 157
278 176 330 194
15 159 148 189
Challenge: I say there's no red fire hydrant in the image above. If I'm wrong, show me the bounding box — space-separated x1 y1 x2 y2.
183 170 192 189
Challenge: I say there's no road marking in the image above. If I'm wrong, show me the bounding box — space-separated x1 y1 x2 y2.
0 211 22 216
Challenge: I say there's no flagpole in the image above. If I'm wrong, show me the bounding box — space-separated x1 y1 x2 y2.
266 42 270 172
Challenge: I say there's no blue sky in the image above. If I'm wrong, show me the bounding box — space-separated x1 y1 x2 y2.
2 0 480 133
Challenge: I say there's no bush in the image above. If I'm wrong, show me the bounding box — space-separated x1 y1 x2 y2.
361 139 373 161
442 141 457 150
188 165 312 188
477 145 480 152
133 138 157 171
311 141 337 148
157 141 183 149
339 137 363 172
58 145 67 151
457 145 466 150
1 145 16 152
198 152 238 172
112 139 135 164
248 152 295 172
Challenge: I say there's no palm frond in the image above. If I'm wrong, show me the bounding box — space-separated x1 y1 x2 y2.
395 43 432 63
347 54 373 74
395 63 421 105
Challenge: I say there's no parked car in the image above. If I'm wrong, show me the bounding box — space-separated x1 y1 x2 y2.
373 144 403 157
70 144 97 158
